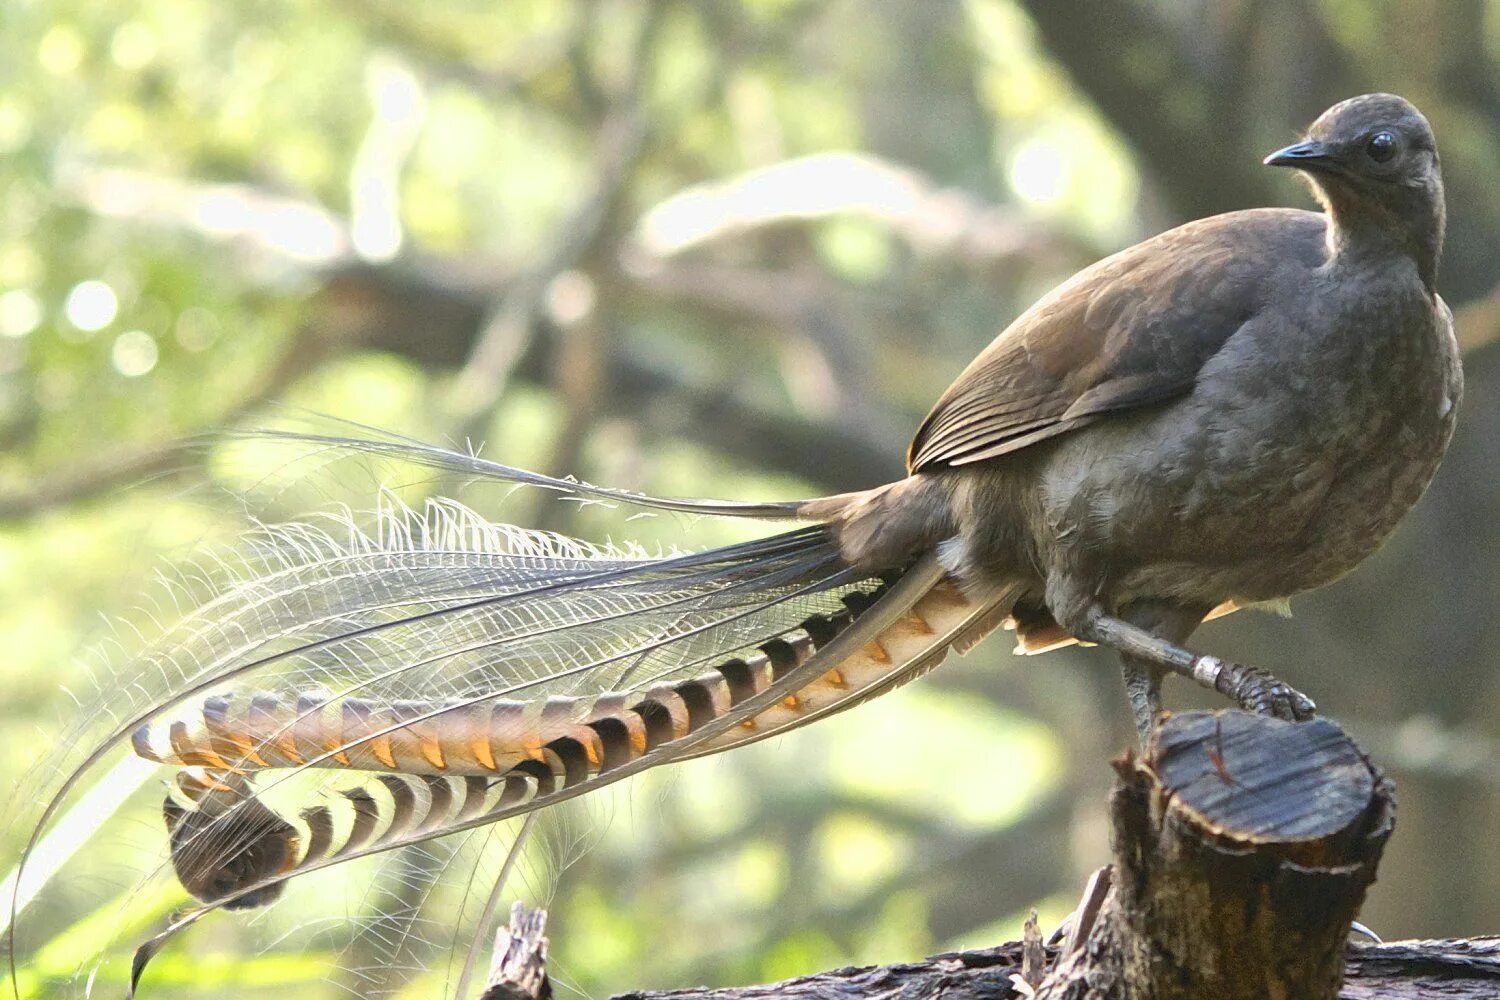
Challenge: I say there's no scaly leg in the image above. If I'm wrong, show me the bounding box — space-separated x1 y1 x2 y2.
1119 656 1163 747
1116 603 1211 747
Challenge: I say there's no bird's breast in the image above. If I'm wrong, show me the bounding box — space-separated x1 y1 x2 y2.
1198 291 1458 595
1055 289 1461 606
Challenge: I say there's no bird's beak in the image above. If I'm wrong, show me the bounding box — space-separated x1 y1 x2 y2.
1263 139 1333 170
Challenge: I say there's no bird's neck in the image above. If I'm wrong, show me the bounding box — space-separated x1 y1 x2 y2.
1319 186 1445 293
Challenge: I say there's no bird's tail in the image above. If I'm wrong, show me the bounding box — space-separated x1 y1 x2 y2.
6 424 1010 998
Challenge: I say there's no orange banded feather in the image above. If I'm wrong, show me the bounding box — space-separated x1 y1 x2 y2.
119 554 1009 997
133 577 990 788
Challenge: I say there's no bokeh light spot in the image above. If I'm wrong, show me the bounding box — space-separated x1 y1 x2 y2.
111 330 158 377
38 26 86 76
64 280 119 333
1008 139 1067 206
110 22 158 71
174 307 220 352
0 289 42 338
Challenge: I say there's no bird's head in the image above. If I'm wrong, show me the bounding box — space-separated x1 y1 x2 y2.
1265 93 1444 286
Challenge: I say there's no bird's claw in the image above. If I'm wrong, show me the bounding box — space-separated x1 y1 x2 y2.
1215 661 1317 721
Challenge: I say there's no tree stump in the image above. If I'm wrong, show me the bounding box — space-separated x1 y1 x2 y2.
480 712 1500 999
610 710 1491 1000
1034 710 1394 999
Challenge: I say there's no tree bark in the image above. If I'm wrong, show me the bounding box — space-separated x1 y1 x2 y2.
480 902 552 1000
607 938 1500 999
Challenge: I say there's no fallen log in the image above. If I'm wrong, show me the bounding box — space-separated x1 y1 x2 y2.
606 937 1500 999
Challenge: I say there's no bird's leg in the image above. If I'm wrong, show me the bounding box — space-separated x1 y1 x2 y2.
1075 606 1317 722
1119 655 1164 748
1115 603 1204 747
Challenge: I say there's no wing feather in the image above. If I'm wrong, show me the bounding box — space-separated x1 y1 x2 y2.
906 209 1328 472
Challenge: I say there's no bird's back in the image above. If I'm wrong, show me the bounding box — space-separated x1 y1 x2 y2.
907 208 1330 474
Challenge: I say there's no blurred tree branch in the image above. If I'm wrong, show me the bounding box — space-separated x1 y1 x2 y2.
13 139 1078 519
447 103 646 434
0 320 332 519
318 258 904 485
449 0 665 437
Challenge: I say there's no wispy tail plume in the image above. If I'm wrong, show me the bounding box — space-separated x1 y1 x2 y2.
5 428 1003 998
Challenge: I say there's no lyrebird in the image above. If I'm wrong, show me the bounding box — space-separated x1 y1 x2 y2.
8 93 1459 995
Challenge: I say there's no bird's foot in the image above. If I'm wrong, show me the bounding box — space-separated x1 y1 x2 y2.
1193 656 1317 720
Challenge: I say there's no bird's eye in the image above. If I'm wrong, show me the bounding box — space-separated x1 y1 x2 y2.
1366 130 1398 163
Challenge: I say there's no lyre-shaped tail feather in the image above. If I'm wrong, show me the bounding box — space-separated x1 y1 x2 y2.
214 420 808 520
131 575 989 782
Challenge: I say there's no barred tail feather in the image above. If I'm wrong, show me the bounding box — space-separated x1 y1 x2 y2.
125 553 1003 996
6 430 1007 998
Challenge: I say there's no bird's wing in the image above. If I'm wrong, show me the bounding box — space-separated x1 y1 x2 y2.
907 209 1326 473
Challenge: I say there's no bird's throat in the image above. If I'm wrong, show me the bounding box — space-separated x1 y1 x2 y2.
1317 182 1444 292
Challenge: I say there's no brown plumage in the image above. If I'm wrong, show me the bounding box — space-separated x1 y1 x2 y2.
906 210 1323 474
808 93 1462 736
